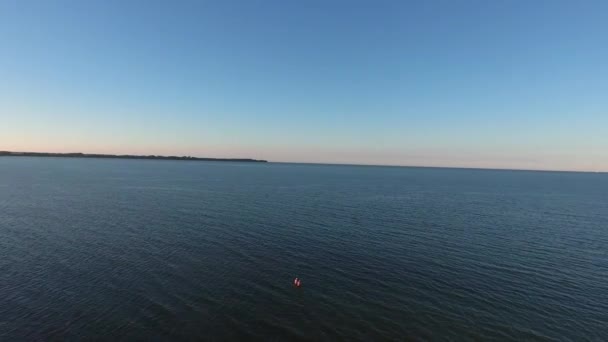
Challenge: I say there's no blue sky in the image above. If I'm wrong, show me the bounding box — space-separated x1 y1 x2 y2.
1 0 607 171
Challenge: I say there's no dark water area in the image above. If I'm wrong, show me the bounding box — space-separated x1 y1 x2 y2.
1 157 607 341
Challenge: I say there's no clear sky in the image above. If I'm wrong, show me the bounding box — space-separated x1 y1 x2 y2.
1 0 607 171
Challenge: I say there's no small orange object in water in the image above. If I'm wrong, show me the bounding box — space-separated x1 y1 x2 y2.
294 277 301 287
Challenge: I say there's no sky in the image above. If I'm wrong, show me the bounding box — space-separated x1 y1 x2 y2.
1 0 607 171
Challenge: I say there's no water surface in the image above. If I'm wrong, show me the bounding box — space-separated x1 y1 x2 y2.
1 158 607 340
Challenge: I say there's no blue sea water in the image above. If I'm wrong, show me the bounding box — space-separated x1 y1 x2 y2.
0 157 607 340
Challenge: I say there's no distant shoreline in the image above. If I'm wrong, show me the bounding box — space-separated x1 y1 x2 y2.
0 151 267 163
1 151 604 173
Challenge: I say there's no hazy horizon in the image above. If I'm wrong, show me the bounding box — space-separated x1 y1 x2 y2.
2 1 607 172
3 148 606 173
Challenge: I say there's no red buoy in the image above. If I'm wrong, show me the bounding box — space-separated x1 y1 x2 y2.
294 277 301 287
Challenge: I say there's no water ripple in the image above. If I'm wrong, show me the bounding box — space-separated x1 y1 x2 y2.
0 159 607 340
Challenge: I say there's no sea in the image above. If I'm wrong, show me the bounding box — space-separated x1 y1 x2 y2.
0 157 606 341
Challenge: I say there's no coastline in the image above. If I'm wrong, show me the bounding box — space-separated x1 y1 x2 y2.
0 151 267 163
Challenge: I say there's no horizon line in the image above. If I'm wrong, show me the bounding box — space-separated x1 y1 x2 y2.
1 150 605 174
274 161 607 174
